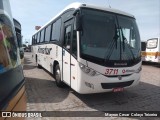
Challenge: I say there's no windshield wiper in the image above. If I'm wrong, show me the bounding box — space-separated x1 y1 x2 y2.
104 24 119 62
120 27 125 51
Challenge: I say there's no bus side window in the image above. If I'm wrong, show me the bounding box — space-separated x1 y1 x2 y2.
34 34 37 44
64 25 71 51
40 30 45 43
51 18 61 41
32 36 34 45
37 32 40 43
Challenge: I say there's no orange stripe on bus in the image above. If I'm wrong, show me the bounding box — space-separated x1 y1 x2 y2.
141 52 160 56
145 52 160 56
141 51 146 56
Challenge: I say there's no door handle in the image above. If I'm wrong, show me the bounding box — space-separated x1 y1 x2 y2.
71 63 75 66
64 62 68 64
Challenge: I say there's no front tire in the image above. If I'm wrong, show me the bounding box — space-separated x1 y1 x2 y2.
54 64 64 87
37 64 42 68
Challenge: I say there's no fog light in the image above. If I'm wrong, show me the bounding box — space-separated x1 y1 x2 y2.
135 66 142 73
85 82 94 89
79 63 99 76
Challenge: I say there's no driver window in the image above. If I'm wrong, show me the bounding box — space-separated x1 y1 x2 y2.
64 25 71 51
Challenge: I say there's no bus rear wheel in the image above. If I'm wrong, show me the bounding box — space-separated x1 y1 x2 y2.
54 64 64 87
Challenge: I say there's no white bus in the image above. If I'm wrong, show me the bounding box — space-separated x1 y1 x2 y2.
141 41 146 61
32 3 142 94
145 37 160 63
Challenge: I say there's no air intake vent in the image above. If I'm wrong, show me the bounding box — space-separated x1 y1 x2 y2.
101 80 134 89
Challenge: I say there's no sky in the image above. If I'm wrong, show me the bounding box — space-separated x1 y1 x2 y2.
10 0 160 44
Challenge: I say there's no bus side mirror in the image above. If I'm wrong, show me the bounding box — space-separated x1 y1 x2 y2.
66 45 70 50
76 14 82 31
73 10 82 31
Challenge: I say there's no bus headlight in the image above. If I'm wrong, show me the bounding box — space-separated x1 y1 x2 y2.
90 71 96 76
85 68 90 73
79 63 99 76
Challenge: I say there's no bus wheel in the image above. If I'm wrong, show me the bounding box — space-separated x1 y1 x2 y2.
36 55 42 68
55 64 64 87
36 61 42 68
37 64 42 68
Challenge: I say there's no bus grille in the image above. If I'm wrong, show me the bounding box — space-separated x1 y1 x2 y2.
105 74 132 77
101 80 134 89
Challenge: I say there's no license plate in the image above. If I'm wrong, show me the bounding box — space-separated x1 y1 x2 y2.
113 88 124 92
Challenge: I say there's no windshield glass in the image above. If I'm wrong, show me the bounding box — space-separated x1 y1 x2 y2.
0 14 18 74
80 9 141 67
146 38 158 49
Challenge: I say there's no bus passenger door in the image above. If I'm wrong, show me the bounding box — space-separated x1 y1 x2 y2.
62 19 73 86
70 24 78 91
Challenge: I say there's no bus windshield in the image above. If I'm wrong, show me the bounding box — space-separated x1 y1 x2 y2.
80 8 141 67
0 14 18 74
146 38 158 49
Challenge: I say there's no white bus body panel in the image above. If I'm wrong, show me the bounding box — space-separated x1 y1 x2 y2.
62 50 71 85
70 56 78 91
141 56 145 61
34 44 79 90
76 58 141 94
35 44 62 75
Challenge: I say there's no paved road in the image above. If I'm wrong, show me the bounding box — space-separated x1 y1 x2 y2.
23 52 160 120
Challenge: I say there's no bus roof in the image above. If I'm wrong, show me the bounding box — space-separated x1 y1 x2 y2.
147 37 160 40
33 2 135 35
141 40 147 42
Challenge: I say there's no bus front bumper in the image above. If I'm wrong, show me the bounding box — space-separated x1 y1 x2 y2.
77 72 141 94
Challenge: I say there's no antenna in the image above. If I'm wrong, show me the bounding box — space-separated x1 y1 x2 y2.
108 0 111 8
